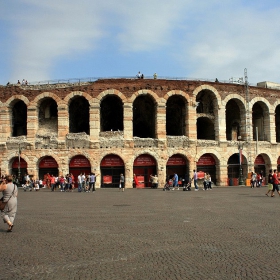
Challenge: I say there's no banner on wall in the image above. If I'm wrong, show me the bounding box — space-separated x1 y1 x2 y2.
69 155 91 168
39 157 58 168
134 155 156 166
167 155 186 166
101 155 124 167
254 155 265 165
197 154 215 166
12 158 27 168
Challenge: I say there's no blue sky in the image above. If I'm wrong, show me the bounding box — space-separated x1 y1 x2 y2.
1 0 280 85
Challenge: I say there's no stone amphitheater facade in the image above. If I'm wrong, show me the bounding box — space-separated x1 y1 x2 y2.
0 78 280 188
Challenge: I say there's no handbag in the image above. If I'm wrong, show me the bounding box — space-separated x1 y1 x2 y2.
0 197 7 211
0 185 15 211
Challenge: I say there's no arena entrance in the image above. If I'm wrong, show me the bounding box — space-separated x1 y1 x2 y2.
166 154 189 185
100 154 124 188
133 154 157 188
11 157 28 183
227 154 247 186
196 154 216 184
38 156 59 182
254 155 266 181
69 155 91 188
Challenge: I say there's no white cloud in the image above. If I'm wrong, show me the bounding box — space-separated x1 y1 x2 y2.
178 3 280 83
2 0 280 84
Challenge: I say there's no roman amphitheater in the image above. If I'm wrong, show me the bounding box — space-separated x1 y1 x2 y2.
1 76 280 188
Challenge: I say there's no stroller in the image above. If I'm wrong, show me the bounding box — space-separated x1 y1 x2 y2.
23 181 33 191
183 181 191 191
163 179 173 191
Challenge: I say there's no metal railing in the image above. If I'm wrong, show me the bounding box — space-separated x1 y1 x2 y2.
2 76 259 87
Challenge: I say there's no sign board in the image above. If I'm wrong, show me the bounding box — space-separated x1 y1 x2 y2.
69 155 91 168
197 171 205 179
103 175 112 184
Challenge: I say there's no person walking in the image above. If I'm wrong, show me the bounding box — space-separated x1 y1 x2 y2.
265 169 273 196
120 173 125 191
271 169 280 197
0 175 18 232
192 170 199 191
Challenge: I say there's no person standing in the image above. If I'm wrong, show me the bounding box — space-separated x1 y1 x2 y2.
77 173 82 192
192 170 199 191
150 174 158 189
0 175 18 232
133 174 139 188
271 169 280 197
172 173 179 190
120 173 125 192
89 173 98 192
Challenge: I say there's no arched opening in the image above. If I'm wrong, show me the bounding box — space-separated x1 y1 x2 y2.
252 102 269 141
254 155 266 179
275 105 280 142
226 100 241 141
196 89 216 115
12 100 27 136
166 96 186 136
69 155 91 188
38 156 59 182
10 157 28 183
197 117 215 140
69 96 90 134
196 154 216 184
133 154 157 188
38 98 58 134
100 95 123 132
133 95 155 138
227 154 247 186
100 154 124 188
166 154 189 184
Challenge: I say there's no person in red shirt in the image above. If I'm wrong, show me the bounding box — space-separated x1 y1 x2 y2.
271 169 280 197
50 175 56 192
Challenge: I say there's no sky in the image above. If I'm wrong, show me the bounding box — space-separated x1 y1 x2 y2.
1 0 280 85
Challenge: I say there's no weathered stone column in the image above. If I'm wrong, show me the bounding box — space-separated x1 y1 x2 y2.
125 162 133 189
27 105 37 142
268 112 276 143
188 105 197 140
123 103 133 140
218 164 228 186
217 105 226 141
90 103 100 142
0 106 10 142
156 101 166 140
57 104 69 140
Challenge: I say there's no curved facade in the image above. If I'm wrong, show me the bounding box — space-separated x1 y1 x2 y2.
1 78 280 188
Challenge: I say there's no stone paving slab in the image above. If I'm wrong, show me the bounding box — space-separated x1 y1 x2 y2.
1 187 280 280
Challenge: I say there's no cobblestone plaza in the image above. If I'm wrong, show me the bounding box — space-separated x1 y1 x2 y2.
1 187 280 279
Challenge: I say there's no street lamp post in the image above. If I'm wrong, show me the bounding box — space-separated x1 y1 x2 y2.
18 144 22 183
238 136 244 185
